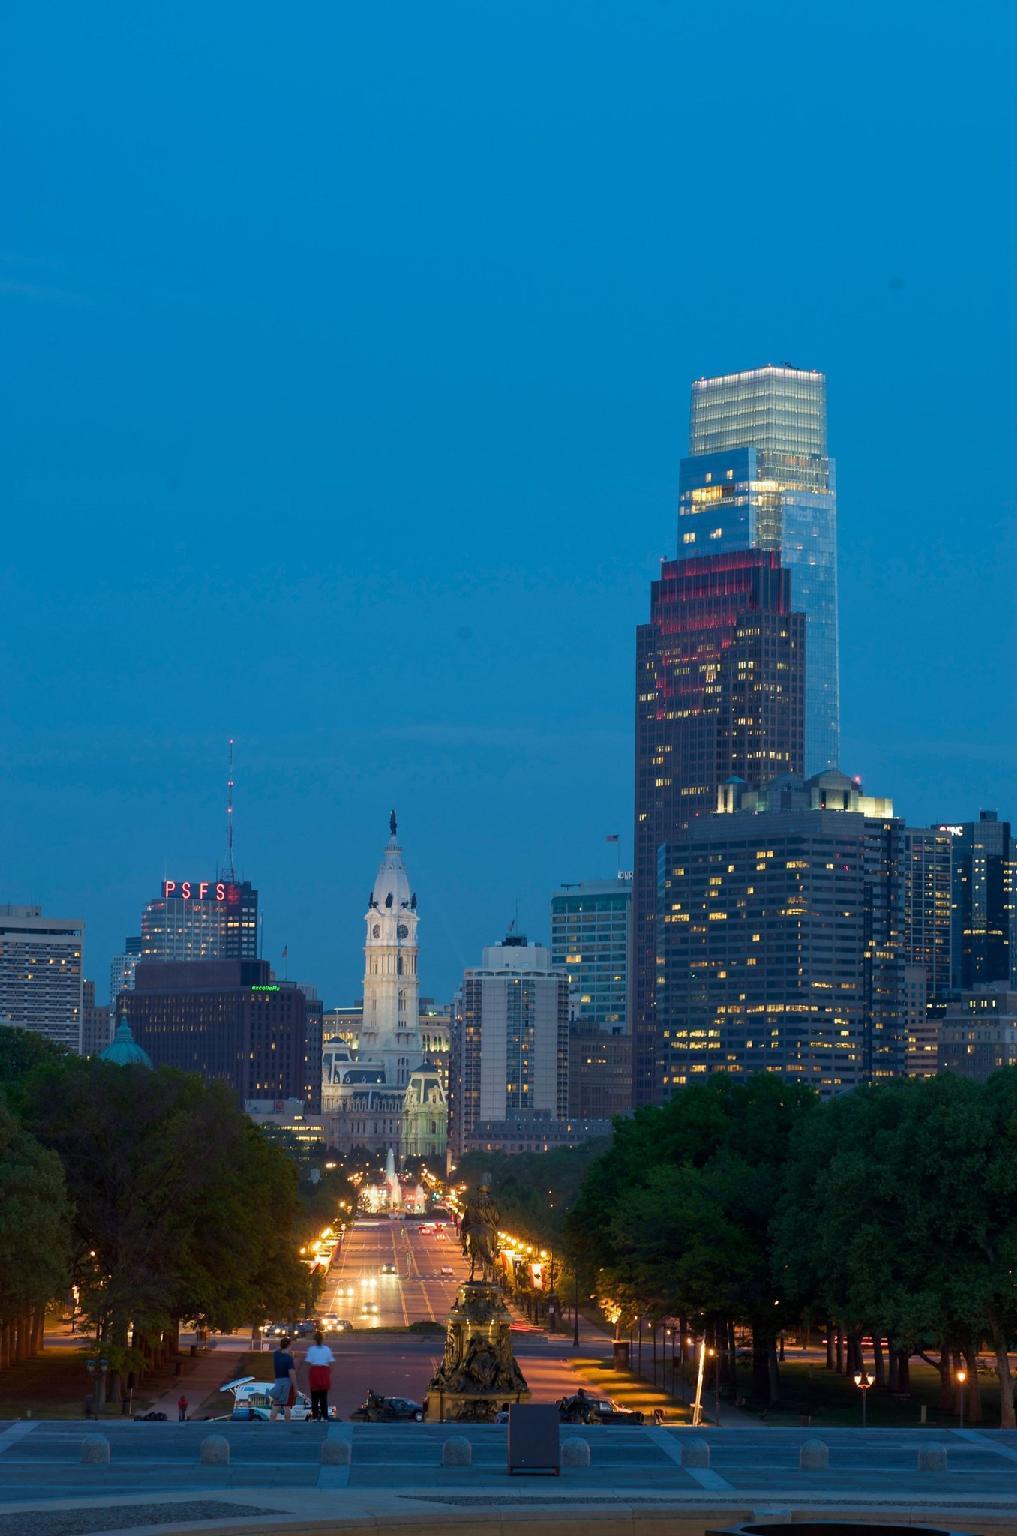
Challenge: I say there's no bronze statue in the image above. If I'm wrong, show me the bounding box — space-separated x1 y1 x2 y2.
459 1177 500 1281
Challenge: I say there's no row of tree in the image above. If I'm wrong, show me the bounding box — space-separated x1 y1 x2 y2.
562 1072 1017 1426
463 1071 1017 1427
0 1026 310 1402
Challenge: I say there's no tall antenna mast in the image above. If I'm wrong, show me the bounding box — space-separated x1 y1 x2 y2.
225 737 237 881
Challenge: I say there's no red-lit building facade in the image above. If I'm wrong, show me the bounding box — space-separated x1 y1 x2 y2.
631 550 804 1107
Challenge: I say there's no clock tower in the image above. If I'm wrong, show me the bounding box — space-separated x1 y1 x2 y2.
360 811 421 1090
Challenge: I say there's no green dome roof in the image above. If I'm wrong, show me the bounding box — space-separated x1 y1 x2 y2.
100 1018 153 1069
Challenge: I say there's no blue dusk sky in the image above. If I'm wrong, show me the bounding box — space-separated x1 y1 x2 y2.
2 1 1014 1006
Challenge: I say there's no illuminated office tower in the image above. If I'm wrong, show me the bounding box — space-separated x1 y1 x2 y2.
657 771 906 1096
139 878 258 962
631 550 804 1107
679 365 839 775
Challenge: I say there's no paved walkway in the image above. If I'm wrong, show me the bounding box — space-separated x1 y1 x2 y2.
148 1347 247 1419
3 1420 1017 1516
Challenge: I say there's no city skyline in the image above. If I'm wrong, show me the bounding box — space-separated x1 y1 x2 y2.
3 3 1013 1009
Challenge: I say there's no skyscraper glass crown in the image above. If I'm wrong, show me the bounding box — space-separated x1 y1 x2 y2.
679 364 839 775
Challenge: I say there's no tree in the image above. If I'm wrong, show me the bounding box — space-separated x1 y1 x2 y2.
0 1097 71 1368
21 1056 306 1394
569 1075 819 1402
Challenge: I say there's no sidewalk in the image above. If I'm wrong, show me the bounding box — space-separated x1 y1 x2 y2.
148 1344 248 1418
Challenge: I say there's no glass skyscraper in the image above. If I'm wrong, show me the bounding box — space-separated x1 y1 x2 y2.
679 365 839 775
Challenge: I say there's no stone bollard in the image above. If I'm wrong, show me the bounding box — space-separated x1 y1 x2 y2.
800 1439 830 1470
441 1435 472 1467
199 1434 230 1466
321 1438 352 1466
917 1443 948 1472
561 1436 591 1468
80 1435 110 1465
681 1437 710 1468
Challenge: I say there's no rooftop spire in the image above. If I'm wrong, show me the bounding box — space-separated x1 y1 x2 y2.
224 738 237 881
389 808 397 839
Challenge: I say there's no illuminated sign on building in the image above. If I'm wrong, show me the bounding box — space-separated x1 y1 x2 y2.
161 881 240 903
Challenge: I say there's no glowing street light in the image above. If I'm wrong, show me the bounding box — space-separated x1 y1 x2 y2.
955 1365 968 1430
853 1370 874 1428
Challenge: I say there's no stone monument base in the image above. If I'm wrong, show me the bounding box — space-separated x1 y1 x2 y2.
424 1279 529 1423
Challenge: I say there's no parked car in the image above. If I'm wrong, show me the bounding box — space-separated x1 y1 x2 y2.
557 1391 644 1425
350 1390 424 1422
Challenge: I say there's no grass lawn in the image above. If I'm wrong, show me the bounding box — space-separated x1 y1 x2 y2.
0 1351 158 1421
736 1355 1001 1429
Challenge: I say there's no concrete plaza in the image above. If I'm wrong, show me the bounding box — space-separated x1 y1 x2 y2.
2 1422 1017 1535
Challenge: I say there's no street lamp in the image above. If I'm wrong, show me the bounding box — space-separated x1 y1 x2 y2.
853 1370 874 1428
955 1365 968 1430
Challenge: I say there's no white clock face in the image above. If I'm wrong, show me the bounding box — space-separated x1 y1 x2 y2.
372 923 381 938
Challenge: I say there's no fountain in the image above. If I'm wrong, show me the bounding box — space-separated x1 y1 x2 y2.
424 1177 529 1422
385 1147 401 1208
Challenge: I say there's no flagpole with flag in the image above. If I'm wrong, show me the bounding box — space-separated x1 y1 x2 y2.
606 834 620 874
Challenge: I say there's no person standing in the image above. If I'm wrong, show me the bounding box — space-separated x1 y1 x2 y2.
269 1336 297 1422
305 1330 336 1422
177 1395 188 1422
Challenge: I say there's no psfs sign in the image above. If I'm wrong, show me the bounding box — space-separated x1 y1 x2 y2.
161 880 240 903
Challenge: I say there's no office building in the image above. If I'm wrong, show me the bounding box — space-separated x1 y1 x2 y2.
902 827 954 1076
944 812 1016 991
0 905 84 1052
939 984 1017 1080
680 364 839 775
567 1019 632 1119
322 816 447 1162
632 549 805 1106
550 876 631 1033
656 770 905 1097
139 878 258 963
109 937 142 1011
449 934 569 1161
121 959 319 1109
80 979 114 1056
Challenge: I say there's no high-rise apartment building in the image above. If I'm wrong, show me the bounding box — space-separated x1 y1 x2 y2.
679 365 839 776
449 935 569 1160
656 770 905 1096
550 877 631 1033
943 812 1015 991
0 905 84 1052
139 879 258 964
631 549 804 1106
